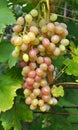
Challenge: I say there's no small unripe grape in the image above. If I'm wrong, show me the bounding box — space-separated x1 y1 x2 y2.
38 45 45 52
53 47 61 57
40 80 48 87
38 100 44 107
50 13 57 21
37 57 44 64
28 70 36 78
33 88 40 96
30 9 38 17
21 44 28 51
26 78 34 86
35 75 41 82
47 43 56 52
12 50 19 57
33 82 40 88
41 25 47 33
39 19 46 27
16 16 24 25
42 38 50 48
47 23 55 32
25 97 32 105
24 89 31 97
48 64 54 72
13 25 22 32
42 95 50 102
23 53 29 62
25 14 32 23
44 57 51 66
60 39 69 46
41 86 50 95
40 63 48 71
36 68 43 77
55 25 64 34
59 44 66 52
51 35 60 44
28 32 35 41
22 35 30 44
30 26 39 35
31 99 38 106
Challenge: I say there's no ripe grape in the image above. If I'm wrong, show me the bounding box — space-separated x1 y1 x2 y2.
28 70 36 78
31 99 38 106
41 86 50 95
25 97 32 105
26 78 34 86
36 68 43 77
25 14 32 23
30 26 39 35
53 47 61 57
30 9 38 17
13 25 22 32
38 100 44 107
23 53 29 62
22 35 31 44
16 16 24 25
50 13 57 21
47 23 55 32
51 35 60 44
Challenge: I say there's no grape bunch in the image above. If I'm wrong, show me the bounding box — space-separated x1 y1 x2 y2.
11 8 69 112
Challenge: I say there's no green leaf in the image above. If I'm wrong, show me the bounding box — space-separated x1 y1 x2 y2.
0 73 22 112
51 85 64 97
8 54 19 68
0 102 33 130
64 59 78 76
52 55 64 69
0 41 14 63
0 0 16 33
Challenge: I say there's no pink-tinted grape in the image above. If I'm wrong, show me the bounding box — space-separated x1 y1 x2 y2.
42 38 50 48
41 86 50 95
26 78 34 86
28 70 36 78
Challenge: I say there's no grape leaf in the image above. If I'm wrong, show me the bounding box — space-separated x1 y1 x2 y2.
0 41 18 68
0 0 16 33
0 102 33 130
64 59 78 76
0 74 22 112
8 54 19 68
52 55 64 69
51 85 64 97
0 42 14 63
